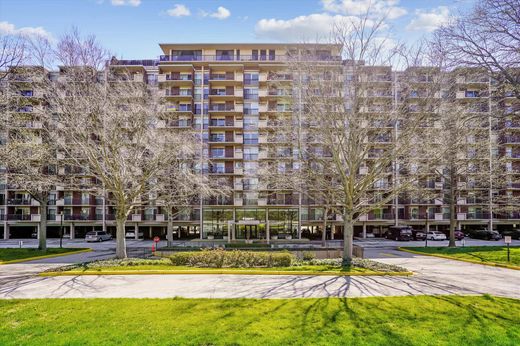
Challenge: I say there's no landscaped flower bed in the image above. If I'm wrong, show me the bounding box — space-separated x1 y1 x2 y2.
43 249 410 276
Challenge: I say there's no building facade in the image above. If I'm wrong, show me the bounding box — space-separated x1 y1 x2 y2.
1 43 519 241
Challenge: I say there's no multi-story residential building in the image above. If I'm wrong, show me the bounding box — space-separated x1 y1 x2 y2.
1 43 519 241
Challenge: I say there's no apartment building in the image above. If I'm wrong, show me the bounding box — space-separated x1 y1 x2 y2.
1 43 519 241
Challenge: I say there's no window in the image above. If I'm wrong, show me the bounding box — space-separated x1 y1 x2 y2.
243 132 258 144
244 147 258 160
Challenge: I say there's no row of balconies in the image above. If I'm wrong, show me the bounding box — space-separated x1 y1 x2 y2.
3 211 519 223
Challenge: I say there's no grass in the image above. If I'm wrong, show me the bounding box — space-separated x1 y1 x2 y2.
0 248 89 264
400 246 520 269
0 295 518 345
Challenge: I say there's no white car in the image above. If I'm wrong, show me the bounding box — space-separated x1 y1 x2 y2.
427 231 447 241
125 231 144 239
85 231 112 242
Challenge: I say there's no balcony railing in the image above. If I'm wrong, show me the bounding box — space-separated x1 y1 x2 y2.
160 55 341 62
64 214 95 221
209 105 236 112
7 198 31 205
7 214 31 221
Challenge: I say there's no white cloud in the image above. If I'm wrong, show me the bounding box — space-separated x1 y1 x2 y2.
200 6 231 20
322 0 407 19
167 4 191 17
210 6 231 20
0 21 53 40
111 0 141 6
406 6 450 32
255 13 369 41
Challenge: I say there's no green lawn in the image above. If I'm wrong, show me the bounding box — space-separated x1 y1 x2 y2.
0 248 87 264
0 296 518 345
401 246 520 267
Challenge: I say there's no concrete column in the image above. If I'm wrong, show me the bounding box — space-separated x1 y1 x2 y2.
331 225 335 240
266 221 270 244
362 222 367 239
70 224 75 239
36 224 40 239
149 226 152 239
456 221 461 231
425 220 430 233
134 224 139 240
227 224 231 244
4 224 9 240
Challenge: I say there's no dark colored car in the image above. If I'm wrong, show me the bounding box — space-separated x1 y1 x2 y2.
500 229 520 240
412 230 426 241
385 226 413 241
467 229 502 241
454 230 465 240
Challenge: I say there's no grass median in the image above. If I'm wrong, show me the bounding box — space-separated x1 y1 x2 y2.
41 254 412 276
0 295 518 345
400 246 520 269
0 248 90 264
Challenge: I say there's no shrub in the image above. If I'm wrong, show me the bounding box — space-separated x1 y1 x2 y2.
169 249 294 268
302 251 316 261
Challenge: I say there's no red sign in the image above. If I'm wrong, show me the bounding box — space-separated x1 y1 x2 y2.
153 236 160 242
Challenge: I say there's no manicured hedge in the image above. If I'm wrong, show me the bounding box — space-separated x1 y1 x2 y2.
169 249 294 268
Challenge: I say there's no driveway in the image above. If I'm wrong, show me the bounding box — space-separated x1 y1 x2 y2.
0 247 518 299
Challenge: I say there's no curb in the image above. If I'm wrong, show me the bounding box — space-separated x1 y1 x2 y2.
0 248 92 265
398 247 519 271
40 269 413 277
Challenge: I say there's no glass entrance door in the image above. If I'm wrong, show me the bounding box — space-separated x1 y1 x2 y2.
235 224 260 239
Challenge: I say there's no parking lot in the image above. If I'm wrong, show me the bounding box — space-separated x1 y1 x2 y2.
0 237 517 252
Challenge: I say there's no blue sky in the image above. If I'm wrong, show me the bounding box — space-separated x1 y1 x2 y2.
0 0 475 59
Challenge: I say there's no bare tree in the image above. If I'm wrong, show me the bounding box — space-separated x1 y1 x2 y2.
0 66 69 251
435 0 520 98
0 33 26 82
267 15 428 264
154 134 224 247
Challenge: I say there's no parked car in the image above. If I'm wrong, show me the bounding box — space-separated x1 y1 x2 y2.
467 229 502 241
125 231 144 239
426 231 447 241
412 230 426 241
385 226 413 241
85 231 112 242
454 230 465 240
500 229 520 240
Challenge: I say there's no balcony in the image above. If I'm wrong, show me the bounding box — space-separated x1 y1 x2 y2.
7 198 31 205
208 119 242 128
208 104 242 113
163 104 192 113
7 214 31 221
159 55 340 62
64 214 95 221
209 89 242 98
161 89 193 98
64 198 91 205
162 119 192 128
158 74 193 83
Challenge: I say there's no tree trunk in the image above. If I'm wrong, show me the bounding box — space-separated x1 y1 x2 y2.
449 171 457 248
321 208 328 248
342 213 354 266
115 217 127 259
167 214 173 247
38 199 48 251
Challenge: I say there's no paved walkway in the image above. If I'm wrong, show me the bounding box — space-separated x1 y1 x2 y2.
0 248 518 299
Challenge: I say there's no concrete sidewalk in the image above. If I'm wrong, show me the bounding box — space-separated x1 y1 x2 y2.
0 248 518 299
